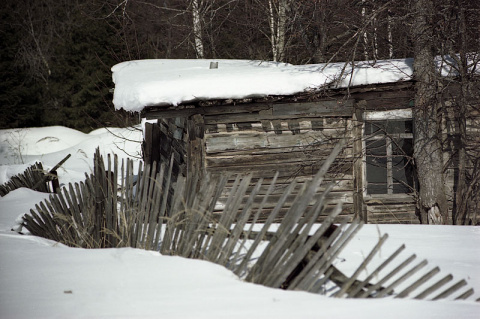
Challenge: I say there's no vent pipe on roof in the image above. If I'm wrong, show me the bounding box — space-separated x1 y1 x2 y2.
209 62 218 69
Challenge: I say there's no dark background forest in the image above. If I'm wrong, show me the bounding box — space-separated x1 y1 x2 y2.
1 0 478 132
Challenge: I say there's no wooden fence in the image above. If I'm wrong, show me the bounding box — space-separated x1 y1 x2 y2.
21 146 477 301
0 154 71 197
0 162 52 197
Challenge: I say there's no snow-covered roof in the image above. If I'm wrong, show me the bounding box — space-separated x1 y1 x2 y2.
111 56 471 112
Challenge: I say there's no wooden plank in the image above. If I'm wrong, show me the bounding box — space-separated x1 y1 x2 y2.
145 100 354 121
368 213 419 224
206 141 352 157
186 114 206 187
365 194 416 204
203 110 353 125
335 234 389 297
216 174 354 188
207 120 350 136
349 244 407 297
353 88 414 110
215 193 355 214
414 274 453 300
206 130 352 153
219 179 353 196
214 203 355 221
272 100 354 117
396 267 441 299
368 204 415 214
352 110 366 222
205 163 353 180
298 218 364 292
216 191 355 207
145 103 271 119
206 150 353 168
207 119 349 133
357 254 417 298
375 259 429 298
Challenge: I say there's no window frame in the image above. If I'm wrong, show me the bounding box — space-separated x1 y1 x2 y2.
363 109 413 198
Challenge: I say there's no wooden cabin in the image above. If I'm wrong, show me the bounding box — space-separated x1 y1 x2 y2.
112 59 479 224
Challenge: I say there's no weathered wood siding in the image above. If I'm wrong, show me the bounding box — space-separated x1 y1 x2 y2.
143 117 188 211
364 195 418 224
205 115 355 222
144 98 358 222
144 82 480 224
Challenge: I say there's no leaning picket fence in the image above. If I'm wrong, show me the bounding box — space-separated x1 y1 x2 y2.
21 146 477 301
0 154 71 197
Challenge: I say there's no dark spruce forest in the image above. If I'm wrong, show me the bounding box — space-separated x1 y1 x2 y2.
1 0 478 132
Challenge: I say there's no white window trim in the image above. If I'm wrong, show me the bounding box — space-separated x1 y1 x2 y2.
364 109 412 121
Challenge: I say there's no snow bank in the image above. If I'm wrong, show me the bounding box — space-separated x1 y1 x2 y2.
0 126 479 318
0 126 142 185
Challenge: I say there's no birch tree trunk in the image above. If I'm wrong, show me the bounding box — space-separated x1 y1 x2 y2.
192 0 204 58
268 0 288 62
412 0 449 224
277 0 287 62
387 9 393 59
362 2 369 61
373 15 378 61
268 0 277 61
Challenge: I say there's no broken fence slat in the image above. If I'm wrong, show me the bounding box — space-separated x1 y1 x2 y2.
244 179 299 283
414 274 453 300
454 288 475 300
264 183 336 288
349 244 407 298
221 177 263 267
268 199 342 289
395 267 441 299
233 172 279 277
357 254 417 298
301 217 363 293
335 233 389 298
432 279 468 301
32 154 71 192
376 259 429 298
287 216 347 291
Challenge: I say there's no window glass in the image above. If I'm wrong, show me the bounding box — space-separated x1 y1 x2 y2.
366 139 387 194
365 120 414 195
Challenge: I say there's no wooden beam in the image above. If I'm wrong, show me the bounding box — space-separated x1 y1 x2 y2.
352 109 366 222
145 99 354 120
272 100 354 117
186 114 206 190
145 103 270 120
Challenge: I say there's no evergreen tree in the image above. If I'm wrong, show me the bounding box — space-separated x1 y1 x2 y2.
42 3 122 132
0 2 43 128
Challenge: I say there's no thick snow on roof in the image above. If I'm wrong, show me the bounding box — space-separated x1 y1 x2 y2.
111 55 474 112
111 59 416 112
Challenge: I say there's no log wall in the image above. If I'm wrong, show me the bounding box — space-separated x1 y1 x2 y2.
205 115 355 222
143 82 463 224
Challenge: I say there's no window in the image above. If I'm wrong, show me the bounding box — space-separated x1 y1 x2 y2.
364 110 415 195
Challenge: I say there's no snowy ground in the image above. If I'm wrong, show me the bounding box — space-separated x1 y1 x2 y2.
0 126 479 318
